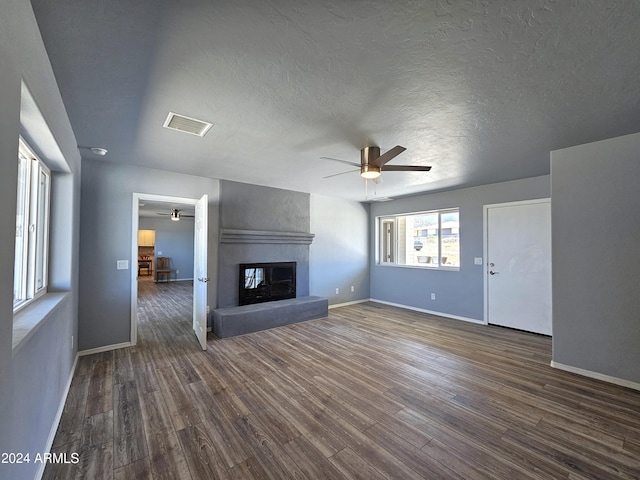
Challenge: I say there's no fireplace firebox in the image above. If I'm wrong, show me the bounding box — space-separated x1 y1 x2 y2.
239 262 296 305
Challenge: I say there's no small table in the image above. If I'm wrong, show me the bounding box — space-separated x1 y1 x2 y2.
138 260 152 276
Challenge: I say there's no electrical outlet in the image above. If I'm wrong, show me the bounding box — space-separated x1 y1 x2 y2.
335 288 339 295
176 269 179 274
157 251 162 256
350 285 355 292
431 293 436 300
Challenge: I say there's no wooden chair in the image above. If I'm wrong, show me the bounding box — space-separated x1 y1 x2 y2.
155 257 171 283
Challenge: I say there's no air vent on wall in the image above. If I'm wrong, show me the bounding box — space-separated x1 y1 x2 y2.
163 112 213 137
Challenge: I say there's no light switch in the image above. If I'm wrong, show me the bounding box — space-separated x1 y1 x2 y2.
474 257 483 265
117 260 129 270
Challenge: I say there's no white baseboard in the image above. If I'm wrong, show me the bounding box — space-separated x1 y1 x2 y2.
79 341 132 356
369 298 484 325
329 299 371 309
36 352 79 480
550 361 640 391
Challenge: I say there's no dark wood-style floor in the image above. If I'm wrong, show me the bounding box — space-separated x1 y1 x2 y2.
44 278 640 479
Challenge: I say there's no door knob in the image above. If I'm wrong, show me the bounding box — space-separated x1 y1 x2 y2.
198 277 210 282
489 271 499 275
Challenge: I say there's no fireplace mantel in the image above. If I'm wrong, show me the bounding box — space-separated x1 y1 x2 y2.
220 229 315 245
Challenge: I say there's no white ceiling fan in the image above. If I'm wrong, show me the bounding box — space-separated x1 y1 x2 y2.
321 145 431 181
156 208 194 222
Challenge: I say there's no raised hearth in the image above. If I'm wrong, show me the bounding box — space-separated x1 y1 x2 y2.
213 296 328 338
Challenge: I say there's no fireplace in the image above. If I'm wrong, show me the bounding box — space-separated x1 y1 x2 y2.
239 262 296 305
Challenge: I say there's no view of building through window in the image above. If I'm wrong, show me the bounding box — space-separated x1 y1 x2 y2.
379 209 459 268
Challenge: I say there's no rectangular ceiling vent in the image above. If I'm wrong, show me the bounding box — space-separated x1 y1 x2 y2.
163 112 213 137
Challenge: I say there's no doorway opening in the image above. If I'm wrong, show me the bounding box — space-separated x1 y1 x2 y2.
130 193 205 349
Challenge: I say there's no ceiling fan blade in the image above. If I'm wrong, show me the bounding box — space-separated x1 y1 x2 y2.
381 165 432 172
372 145 406 167
156 213 170 215
320 156 361 168
323 169 359 179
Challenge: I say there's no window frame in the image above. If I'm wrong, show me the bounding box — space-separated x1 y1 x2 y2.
376 208 460 271
13 137 51 313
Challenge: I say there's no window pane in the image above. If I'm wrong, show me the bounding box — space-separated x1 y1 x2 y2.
14 154 30 305
377 208 459 269
34 168 50 292
440 211 460 267
14 138 51 312
380 219 395 263
409 213 438 266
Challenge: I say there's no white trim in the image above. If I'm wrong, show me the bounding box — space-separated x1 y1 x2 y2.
36 352 78 480
484 198 551 210
370 299 484 324
551 361 640 392
483 198 551 325
329 299 370 309
78 342 132 357
131 195 139 345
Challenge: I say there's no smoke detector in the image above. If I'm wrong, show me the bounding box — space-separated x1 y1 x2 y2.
163 112 213 137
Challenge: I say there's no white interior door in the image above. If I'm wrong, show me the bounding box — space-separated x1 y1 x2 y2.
486 200 552 335
193 194 208 350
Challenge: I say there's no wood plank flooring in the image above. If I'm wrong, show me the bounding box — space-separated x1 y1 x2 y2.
44 278 640 479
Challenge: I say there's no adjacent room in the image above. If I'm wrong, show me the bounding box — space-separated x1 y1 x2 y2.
1 1 639 479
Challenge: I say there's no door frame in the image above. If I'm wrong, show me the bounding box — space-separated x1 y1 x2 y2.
482 198 551 326
130 192 200 346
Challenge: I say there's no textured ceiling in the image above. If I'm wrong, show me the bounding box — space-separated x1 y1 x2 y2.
31 0 640 201
138 200 195 219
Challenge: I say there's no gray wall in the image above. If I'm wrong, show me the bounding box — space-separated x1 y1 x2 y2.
551 132 640 385
310 195 370 305
217 181 311 308
369 176 550 320
139 217 195 281
0 0 81 479
79 160 220 351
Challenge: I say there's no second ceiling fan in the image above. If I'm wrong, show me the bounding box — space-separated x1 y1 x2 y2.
156 208 194 222
321 145 431 180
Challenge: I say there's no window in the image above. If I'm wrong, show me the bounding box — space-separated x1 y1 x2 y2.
378 209 459 269
14 137 50 312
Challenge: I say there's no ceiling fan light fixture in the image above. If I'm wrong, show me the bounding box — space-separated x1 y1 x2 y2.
360 165 381 179
170 209 180 221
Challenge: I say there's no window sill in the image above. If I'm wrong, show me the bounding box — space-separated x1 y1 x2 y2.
12 292 70 356
375 263 460 272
